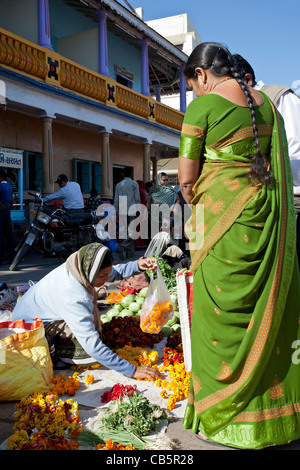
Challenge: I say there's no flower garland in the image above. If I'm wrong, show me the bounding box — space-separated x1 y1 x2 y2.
155 362 190 410
153 338 191 410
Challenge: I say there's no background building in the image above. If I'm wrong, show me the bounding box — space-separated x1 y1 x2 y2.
0 0 194 225
144 11 202 185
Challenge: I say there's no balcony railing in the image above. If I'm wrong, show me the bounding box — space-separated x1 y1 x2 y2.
0 27 184 131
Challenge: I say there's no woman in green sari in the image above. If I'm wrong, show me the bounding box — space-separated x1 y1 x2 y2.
178 42 300 449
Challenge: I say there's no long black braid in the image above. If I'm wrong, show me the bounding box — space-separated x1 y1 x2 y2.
184 42 272 186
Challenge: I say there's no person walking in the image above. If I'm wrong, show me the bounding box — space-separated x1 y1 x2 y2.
178 41 300 449
0 169 15 265
114 168 140 259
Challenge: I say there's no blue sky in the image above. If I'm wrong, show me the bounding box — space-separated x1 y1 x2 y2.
127 0 300 94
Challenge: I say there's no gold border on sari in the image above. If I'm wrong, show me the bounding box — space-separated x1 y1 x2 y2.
210 124 273 151
234 403 300 423
181 123 206 139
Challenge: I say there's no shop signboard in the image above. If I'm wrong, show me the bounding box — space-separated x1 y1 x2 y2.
0 148 25 223
0 148 23 169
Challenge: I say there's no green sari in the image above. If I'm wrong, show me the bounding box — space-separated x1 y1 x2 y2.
179 93 300 449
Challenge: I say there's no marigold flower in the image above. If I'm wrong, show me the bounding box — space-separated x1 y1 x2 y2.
85 374 95 385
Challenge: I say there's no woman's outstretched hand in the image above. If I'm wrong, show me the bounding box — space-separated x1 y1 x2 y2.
131 365 161 381
137 257 158 272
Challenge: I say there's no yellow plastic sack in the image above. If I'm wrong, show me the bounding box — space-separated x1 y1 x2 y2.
0 317 53 401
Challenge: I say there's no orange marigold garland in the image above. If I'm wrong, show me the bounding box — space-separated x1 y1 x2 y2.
154 338 191 410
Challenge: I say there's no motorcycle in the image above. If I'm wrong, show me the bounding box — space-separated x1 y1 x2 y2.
9 192 96 271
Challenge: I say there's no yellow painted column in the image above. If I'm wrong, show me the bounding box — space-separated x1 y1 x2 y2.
151 156 158 184
41 116 54 196
143 142 151 183
101 131 113 198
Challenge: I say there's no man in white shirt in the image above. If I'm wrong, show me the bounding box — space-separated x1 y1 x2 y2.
43 174 84 212
232 54 300 266
114 168 140 259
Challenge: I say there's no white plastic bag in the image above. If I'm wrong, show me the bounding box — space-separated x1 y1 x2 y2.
176 271 193 372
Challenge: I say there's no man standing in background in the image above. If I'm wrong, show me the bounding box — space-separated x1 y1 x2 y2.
233 54 300 266
114 167 140 259
0 169 15 265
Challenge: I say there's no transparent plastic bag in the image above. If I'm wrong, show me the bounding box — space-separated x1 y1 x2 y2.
140 265 173 334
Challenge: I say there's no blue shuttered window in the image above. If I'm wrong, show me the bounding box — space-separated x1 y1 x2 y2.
23 151 42 191
73 159 101 196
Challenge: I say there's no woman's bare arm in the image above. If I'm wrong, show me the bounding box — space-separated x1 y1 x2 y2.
178 156 200 205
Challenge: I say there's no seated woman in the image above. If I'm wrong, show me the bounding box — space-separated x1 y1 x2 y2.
12 242 160 381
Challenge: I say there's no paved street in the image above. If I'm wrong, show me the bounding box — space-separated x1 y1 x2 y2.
1 249 300 451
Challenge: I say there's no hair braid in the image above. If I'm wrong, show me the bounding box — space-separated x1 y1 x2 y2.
230 65 272 186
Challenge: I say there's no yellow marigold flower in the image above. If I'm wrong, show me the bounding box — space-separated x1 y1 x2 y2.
160 390 169 399
148 350 159 365
167 399 176 410
85 374 95 385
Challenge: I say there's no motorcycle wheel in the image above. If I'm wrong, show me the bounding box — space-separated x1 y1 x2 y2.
9 243 31 271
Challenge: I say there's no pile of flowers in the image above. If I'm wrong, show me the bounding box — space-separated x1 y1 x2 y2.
96 440 136 450
156 362 190 410
162 347 184 367
106 291 127 304
49 372 80 396
101 383 137 403
7 391 82 450
101 316 163 350
152 336 190 410
115 344 159 368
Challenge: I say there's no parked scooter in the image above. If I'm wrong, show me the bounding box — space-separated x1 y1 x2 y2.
9 192 95 271
89 203 118 252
